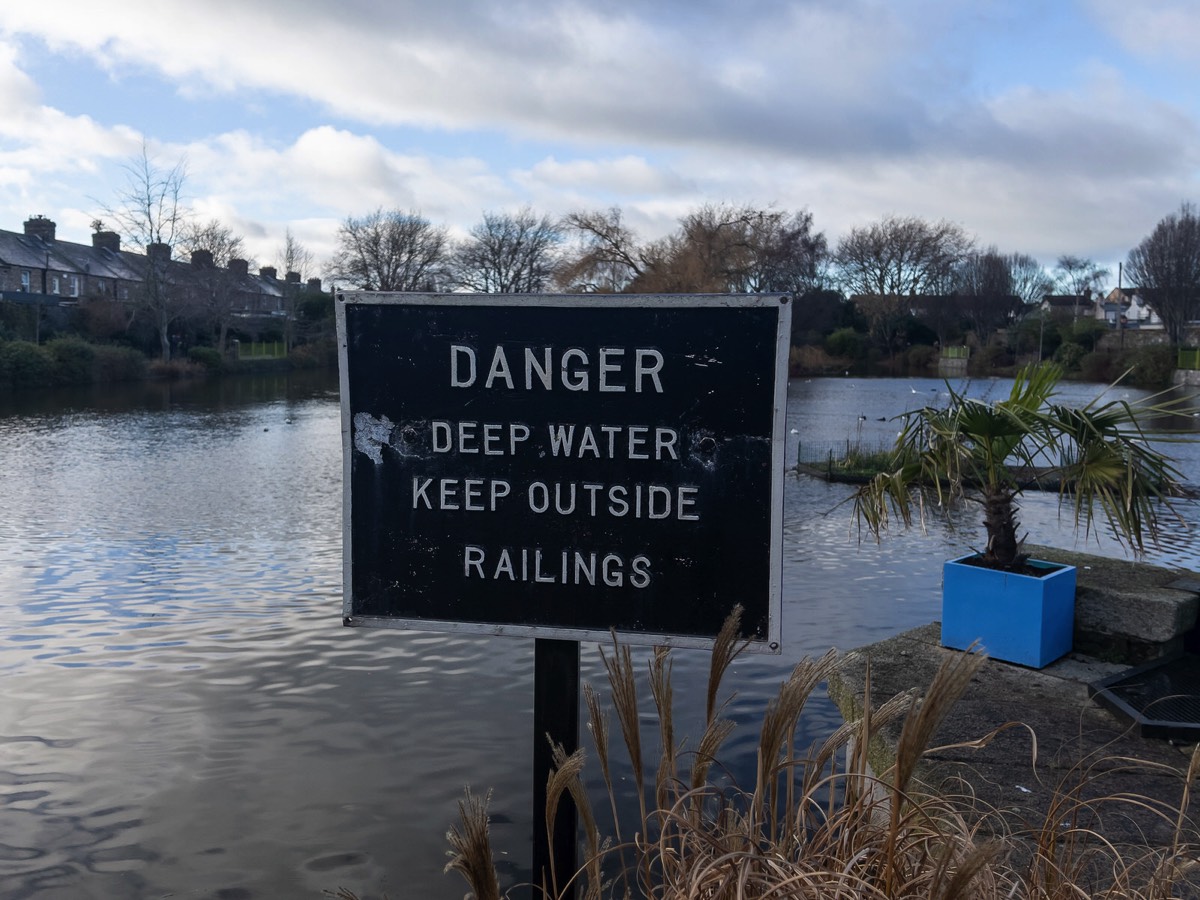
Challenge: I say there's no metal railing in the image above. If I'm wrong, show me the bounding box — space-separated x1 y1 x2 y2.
795 438 900 475
236 340 286 359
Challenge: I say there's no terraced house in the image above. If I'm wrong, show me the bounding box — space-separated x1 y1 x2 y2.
0 215 324 353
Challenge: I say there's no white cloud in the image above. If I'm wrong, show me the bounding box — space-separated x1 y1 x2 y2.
525 156 689 195
0 1 1195 278
0 40 138 177
0 0 935 156
172 127 522 261
1087 0 1200 67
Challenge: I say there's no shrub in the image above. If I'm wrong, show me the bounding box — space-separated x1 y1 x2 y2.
825 327 865 359
288 340 337 370
1065 317 1111 352
1053 341 1086 371
0 341 56 389
1117 344 1176 388
298 292 334 322
967 343 1014 374
906 344 937 370
47 337 97 384
1016 316 1062 358
1078 349 1115 383
94 345 148 382
187 346 224 371
0 303 36 341
787 344 845 375
76 297 132 342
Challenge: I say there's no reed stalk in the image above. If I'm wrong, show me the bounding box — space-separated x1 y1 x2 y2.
440 610 1200 900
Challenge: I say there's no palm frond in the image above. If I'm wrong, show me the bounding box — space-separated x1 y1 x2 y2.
852 362 1186 567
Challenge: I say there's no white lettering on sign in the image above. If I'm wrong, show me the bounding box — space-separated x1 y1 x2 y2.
431 420 531 456
449 345 664 393
463 545 652 588
526 481 699 520
374 338 709 594
546 424 678 460
412 477 511 511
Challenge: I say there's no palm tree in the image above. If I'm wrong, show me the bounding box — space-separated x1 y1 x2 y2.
853 363 1184 571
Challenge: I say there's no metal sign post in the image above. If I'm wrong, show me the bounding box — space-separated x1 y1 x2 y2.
336 293 791 894
532 638 579 898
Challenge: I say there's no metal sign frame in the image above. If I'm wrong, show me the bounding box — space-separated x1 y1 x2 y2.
336 292 790 652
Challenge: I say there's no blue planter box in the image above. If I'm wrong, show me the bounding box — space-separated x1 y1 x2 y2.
941 554 1077 668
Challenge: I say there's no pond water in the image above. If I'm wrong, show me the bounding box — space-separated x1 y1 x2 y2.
1 370 1197 899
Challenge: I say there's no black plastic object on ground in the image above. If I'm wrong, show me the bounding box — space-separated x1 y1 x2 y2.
1090 653 1200 740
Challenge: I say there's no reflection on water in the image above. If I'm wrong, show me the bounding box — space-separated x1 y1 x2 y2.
0 371 1197 898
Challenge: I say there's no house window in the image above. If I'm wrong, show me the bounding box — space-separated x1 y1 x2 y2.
50 274 60 295
65 274 79 297
20 270 30 292
96 278 108 295
117 284 129 300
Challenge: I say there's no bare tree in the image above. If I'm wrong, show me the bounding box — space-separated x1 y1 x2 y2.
952 247 1023 339
328 208 450 291
643 203 826 295
452 208 564 293
558 203 827 296
276 228 315 348
835 215 973 297
954 247 1012 297
1053 254 1109 318
101 142 192 359
1006 252 1055 306
911 294 967 349
741 207 828 296
556 207 646 292
854 293 918 356
277 228 314 281
179 219 249 354
1126 202 1200 346
836 215 973 354
633 231 723 293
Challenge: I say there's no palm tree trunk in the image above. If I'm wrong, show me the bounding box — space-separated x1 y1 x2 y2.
981 485 1022 569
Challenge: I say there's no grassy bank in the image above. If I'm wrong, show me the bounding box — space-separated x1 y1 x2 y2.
0 337 337 392
789 342 1179 389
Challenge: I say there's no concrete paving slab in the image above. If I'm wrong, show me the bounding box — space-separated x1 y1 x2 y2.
827 623 1200 853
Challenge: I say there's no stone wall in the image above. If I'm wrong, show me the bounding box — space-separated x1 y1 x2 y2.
1025 544 1199 662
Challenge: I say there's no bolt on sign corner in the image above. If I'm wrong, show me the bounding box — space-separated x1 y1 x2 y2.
336 292 791 652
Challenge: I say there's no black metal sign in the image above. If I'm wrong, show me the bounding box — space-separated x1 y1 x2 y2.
336 293 790 650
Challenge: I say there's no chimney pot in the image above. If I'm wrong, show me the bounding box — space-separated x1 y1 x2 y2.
24 215 57 242
147 242 172 263
92 231 120 252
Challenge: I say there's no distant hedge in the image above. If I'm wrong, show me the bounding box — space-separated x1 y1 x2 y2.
0 341 56 388
0 339 148 390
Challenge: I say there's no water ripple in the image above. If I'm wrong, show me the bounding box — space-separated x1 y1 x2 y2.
0 372 1196 898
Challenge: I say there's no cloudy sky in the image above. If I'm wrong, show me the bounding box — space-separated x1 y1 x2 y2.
0 0 1197 280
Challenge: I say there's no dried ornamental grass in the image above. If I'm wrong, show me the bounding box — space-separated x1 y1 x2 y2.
441 607 1200 900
